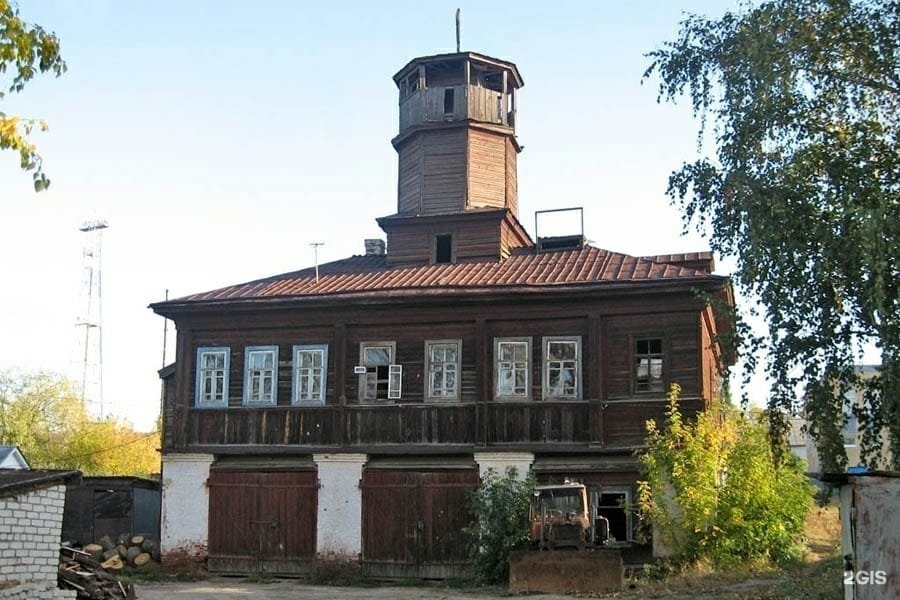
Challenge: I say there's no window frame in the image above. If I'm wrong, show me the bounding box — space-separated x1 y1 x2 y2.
292 344 328 406
425 339 462 402
494 337 532 401
634 337 665 395
358 341 397 403
195 346 230 408
542 336 582 400
243 345 279 406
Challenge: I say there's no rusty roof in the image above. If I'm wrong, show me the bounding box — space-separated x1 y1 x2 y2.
157 245 723 309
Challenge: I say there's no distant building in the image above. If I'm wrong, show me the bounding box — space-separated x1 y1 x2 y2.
0 445 29 470
790 365 893 473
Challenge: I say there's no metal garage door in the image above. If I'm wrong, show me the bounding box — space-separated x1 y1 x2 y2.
361 465 478 579
207 469 317 575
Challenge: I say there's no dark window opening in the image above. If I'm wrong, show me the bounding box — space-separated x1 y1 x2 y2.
444 88 455 114
595 492 630 542
636 338 664 392
435 234 452 264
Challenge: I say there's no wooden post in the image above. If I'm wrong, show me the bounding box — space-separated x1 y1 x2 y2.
174 329 191 449
335 323 347 446
475 318 487 447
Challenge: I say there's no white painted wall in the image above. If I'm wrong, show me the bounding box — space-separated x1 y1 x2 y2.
313 454 366 557
474 452 534 480
160 453 213 557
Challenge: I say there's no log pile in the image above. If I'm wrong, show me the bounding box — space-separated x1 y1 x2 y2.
58 534 161 598
58 546 135 599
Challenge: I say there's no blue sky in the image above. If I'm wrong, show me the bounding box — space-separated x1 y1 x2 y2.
1 0 762 430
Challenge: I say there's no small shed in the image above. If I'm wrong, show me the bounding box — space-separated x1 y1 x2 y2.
0 445 29 469
62 476 161 546
0 468 81 599
824 470 899 600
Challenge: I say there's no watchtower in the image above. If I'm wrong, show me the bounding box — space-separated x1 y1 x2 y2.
392 52 524 217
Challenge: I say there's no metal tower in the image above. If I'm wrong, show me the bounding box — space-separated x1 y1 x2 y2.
74 219 108 418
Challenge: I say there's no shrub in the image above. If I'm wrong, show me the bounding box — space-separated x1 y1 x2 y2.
464 467 534 584
637 384 814 568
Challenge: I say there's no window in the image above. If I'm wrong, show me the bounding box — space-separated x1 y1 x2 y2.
635 338 664 393
359 342 398 402
195 347 230 407
244 345 278 405
543 336 581 399
495 337 531 400
443 88 455 114
435 234 453 264
591 487 633 543
426 340 461 401
293 344 328 405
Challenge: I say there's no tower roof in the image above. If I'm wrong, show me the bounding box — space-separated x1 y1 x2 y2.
393 51 524 88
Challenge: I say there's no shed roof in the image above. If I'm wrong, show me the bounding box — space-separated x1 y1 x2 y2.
0 469 81 498
152 245 725 311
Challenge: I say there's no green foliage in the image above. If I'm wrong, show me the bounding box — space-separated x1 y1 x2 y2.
464 467 534 584
0 370 160 476
638 384 814 568
645 0 900 471
0 0 66 190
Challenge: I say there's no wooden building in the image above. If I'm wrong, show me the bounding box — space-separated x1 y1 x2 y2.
151 50 734 578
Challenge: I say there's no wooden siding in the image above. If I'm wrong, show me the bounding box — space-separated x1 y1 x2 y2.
421 128 466 215
467 129 507 211
207 470 317 575
397 135 422 215
385 217 501 266
361 469 477 578
505 137 518 216
166 294 721 452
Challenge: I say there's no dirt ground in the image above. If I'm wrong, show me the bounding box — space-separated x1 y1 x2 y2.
135 579 573 599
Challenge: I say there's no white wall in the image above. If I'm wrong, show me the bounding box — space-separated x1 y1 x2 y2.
313 454 366 557
0 483 75 600
474 452 534 480
160 453 213 557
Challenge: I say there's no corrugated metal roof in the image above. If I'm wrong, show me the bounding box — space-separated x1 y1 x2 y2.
165 245 718 305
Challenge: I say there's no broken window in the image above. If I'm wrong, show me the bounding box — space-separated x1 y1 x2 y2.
293 344 328 405
635 338 664 393
359 342 397 402
444 88 455 115
543 336 581 399
195 347 230 407
244 346 278 405
426 340 461 400
495 337 530 399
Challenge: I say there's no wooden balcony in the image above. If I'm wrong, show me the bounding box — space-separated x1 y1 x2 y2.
180 397 692 452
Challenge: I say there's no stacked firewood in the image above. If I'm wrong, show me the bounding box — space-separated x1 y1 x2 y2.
58 545 136 599
84 534 158 571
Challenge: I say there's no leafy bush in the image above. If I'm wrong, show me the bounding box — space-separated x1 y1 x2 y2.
464 467 534 584
637 384 814 568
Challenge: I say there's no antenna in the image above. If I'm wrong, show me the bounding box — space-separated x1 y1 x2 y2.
74 218 108 418
310 243 324 284
456 8 461 53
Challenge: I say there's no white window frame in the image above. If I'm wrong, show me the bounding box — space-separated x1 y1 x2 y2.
358 341 397 403
243 345 278 406
494 337 531 401
195 346 230 408
292 344 328 405
425 339 462 402
542 336 582 400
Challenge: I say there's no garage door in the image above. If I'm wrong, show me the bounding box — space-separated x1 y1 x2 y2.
207 469 317 575
361 466 478 579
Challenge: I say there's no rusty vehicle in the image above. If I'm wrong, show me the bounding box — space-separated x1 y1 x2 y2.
510 481 621 594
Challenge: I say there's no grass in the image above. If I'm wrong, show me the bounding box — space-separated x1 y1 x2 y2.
609 504 843 599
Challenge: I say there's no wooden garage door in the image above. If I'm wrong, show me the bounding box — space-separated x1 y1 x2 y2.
207 470 317 575
361 468 478 579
